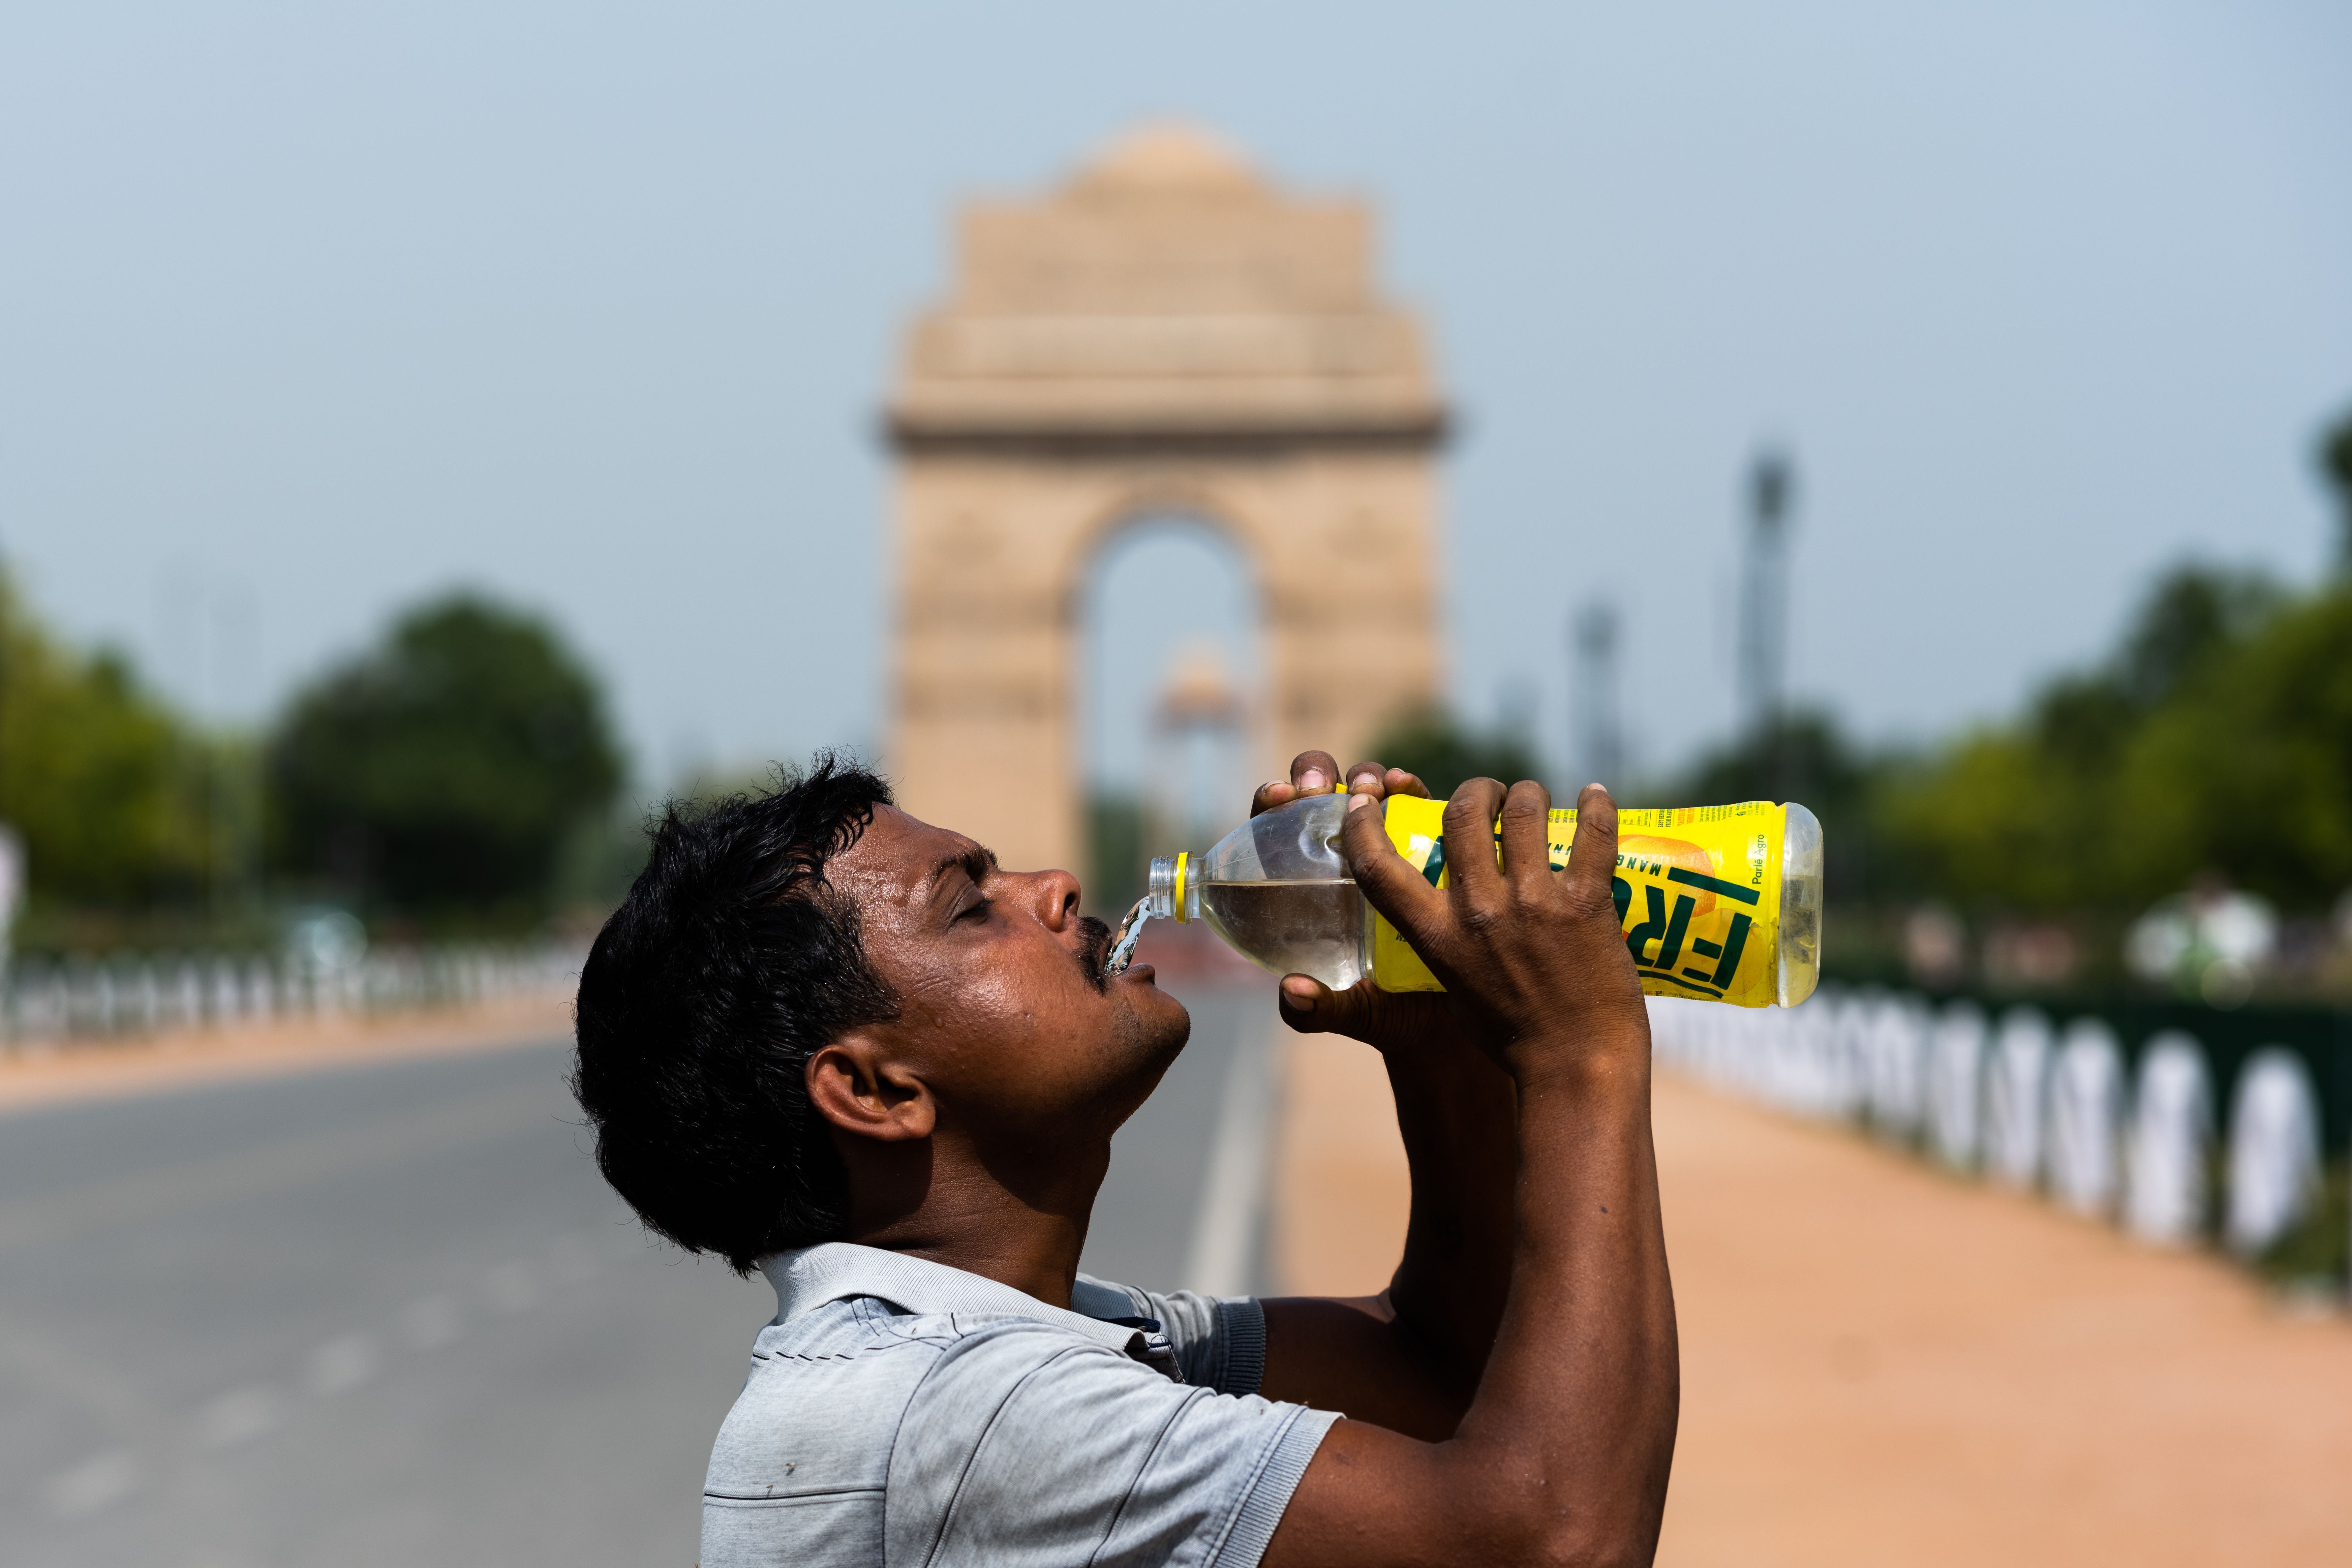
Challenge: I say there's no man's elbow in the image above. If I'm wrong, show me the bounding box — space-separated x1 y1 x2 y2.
1449 1514 1653 1568
1526 1525 1663 1568
1458 1472 1668 1568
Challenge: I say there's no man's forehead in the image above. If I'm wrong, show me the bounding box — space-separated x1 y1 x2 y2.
834 805 987 901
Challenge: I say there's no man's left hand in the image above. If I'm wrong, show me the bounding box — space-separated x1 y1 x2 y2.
1250 751 1481 1059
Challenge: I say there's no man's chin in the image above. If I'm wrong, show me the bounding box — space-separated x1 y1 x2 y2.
1113 973 1190 1060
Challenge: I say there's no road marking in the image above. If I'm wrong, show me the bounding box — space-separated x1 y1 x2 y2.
306 1333 378 1395
484 1258 539 1313
1182 1016 1281 1297
545 1230 601 1286
0 1305 173 1435
0 1080 554 1254
35 1219 637 1533
194 1386 283 1448
45 1447 140 1517
399 1292 465 1350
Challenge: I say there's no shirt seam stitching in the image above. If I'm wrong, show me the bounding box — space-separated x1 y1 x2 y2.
1201 1403 1313 1566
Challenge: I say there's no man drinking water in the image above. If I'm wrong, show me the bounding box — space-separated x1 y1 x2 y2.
572 749 1678 1567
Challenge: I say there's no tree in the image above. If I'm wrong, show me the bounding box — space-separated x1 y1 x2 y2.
1366 704 1543 800
1678 708 1891 902
2113 567 2280 708
2112 584 2352 908
1681 708 1868 818
268 594 624 923
1084 791 1149 918
0 574 223 914
1875 563 2352 915
2321 406 2352 569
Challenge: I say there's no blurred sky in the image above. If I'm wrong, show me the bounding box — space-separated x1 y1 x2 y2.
4 1 2349 799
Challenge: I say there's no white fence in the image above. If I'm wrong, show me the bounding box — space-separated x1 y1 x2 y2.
1649 989 2341 1279
0 944 584 1051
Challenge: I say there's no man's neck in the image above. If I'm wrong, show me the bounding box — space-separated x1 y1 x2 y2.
836 1135 1105 1310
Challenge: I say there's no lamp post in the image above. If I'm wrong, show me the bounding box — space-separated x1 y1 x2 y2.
1739 448 1796 797
1570 597 1623 792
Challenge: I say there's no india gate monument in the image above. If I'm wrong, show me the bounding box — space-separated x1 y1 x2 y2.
884 123 1449 875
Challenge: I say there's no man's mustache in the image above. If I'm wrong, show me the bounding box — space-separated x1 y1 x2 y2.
1075 915 1114 992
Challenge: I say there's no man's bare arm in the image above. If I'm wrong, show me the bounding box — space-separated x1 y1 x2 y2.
1264 779 1679 1568
1247 755 1520 1439
1256 946 1519 1437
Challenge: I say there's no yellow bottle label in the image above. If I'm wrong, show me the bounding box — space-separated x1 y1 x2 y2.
1371 797 1786 1008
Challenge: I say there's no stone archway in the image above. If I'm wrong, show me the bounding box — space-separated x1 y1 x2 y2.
884 123 1449 874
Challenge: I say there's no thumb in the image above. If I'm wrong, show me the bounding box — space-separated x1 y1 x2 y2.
1277 974 1353 1036
1277 974 1439 1048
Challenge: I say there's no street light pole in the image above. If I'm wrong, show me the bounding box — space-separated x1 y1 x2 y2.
1570 597 1623 792
1739 447 1796 795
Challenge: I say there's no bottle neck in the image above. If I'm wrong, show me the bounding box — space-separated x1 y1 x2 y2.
1146 853 1201 923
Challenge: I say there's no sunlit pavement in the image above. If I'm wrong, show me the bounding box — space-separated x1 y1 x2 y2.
0 978 1273 1568
1274 1045 2352 1568
30 986 2348 1566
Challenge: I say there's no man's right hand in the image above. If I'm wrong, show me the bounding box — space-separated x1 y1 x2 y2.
1265 769 1679 1568
1339 775 1649 1082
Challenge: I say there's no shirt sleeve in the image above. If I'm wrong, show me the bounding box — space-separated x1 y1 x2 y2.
1074 1274 1266 1396
885 1322 1336 1568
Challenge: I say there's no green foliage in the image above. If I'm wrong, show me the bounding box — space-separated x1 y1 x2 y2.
1882 565 2352 914
1874 727 2096 909
1678 708 1892 902
1667 563 2352 927
1367 704 1543 799
1681 709 1869 816
550 806 655 916
2322 406 2352 567
268 593 624 924
0 578 230 912
2104 568 2279 709
2114 584 2352 906
2254 1158 2350 1289
1084 792 1149 920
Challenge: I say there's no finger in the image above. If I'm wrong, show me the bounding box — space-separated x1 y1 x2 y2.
1440 777 1509 901
1563 782 1620 906
1278 974 1364 1036
1250 779 1298 818
1277 975 1329 1031
1498 778 1554 891
1289 750 1342 795
1340 761 1432 802
1384 767 1432 799
1279 974 1449 1046
1340 788 1445 937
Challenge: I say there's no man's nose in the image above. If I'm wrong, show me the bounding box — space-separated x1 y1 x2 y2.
1019 868 1083 933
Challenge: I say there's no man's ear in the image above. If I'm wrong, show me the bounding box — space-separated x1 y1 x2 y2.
806 1035 936 1142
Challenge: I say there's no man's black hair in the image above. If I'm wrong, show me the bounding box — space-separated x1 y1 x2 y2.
571 754 898 1273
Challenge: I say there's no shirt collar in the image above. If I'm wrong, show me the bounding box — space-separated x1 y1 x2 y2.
759 1243 1178 1376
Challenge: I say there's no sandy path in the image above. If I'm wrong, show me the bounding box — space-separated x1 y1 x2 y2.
0 996 574 1114
1271 1032 2352 1566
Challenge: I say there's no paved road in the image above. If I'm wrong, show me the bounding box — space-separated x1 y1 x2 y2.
0 977 1277 1568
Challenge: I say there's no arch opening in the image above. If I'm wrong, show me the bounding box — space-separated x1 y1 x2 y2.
1078 512 1263 918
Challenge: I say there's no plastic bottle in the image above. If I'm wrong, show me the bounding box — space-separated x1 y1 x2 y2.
1143 793 1821 1008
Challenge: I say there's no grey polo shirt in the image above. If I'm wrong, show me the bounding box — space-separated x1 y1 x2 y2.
701 1242 1339 1568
